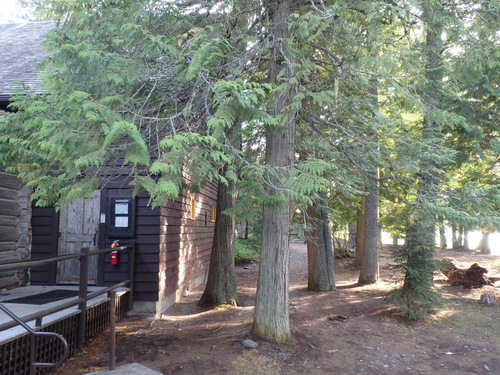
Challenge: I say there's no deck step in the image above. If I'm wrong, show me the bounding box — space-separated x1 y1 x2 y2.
86 363 162 375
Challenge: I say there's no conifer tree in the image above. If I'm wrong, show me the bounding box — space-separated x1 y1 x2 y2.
198 123 239 307
305 195 335 291
389 0 450 318
3 0 498 329
251 0 297 344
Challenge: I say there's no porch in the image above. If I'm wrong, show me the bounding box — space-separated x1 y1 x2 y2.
0 244 133 374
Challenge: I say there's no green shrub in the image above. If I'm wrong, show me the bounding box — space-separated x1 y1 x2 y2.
235 237 260 265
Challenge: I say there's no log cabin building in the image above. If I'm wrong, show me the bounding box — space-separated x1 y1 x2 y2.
0 21 54 289
0 21 217 315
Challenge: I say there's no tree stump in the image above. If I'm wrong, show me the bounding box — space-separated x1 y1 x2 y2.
439 260 500 288
480 294 496 305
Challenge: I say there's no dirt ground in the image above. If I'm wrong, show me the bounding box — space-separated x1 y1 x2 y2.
49 243 500 375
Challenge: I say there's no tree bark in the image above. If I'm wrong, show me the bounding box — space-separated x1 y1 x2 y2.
457 225 464 248
463 228 469 251
451 224 459 249
305 199 335 291
477 231 491 255
439 222 447 249
348 222 357 250
359 183 379 285
355 206 365 267
244 221 249 240
252 0 296 344
198 165 238 306
359 36 380 285
393 235 399 247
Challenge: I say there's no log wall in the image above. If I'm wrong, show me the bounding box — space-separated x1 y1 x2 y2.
0 171 22 288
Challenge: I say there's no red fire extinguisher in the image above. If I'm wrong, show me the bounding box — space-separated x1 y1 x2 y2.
110 240 119 265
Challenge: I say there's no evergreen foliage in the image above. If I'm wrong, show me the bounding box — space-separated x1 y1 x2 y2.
0 0 499 328
234 237 260 265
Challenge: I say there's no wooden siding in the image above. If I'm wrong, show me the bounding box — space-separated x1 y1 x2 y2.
30 207 58 285
27 172 218 313
99 189 161 304
99 177 217 309
158 179 217 302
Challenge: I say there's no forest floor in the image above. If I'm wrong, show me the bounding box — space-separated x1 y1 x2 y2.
49 243 500 375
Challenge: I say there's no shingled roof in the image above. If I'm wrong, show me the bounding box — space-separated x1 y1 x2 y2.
0 21 56 102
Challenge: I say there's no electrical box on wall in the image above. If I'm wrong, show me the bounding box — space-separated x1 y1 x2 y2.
107 196 135 237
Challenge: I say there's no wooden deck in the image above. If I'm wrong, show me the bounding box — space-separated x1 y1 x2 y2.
0 285 129 375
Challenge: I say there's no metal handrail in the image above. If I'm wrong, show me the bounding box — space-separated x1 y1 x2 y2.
0 242 136 372
0 279 130 332
0 245 129 273
0 303 69 375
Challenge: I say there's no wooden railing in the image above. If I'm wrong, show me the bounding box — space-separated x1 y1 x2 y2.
0 243 135 373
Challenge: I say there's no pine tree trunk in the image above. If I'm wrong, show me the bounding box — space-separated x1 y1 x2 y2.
305 199 335 291
252 0 296 344
378 225 383 250
359 183 379 285
439 222 447 249
244 221 249 240
458 225 464 248
359 42 379 285
348 222 357 250
463 228 469 251
198 166 238 306
451 225 459 249
355 206 365 267
477 232 491 255
393 235 399 247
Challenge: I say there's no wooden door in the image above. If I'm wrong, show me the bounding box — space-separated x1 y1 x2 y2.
57 190 101 284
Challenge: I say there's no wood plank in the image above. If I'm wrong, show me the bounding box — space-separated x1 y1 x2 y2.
0 200 21 216
136 215 162 226
165 225 216 235
0 275 18 289
133 252 160 263
136 206 161 217
162 232 215 244
57 190 100 283
0 226 20 242
134 262 159 273
0 216 17 227
133 291 159 302
0 249 19 262
0 172 23 190
133 273 160 282
0 241 17 252
135 226 161 236
30 205 58 285
0 187 18 200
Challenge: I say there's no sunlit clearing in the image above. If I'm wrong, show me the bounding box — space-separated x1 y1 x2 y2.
159 305 253 323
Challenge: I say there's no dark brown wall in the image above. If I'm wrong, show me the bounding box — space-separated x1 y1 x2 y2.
98 188 161 303
30 206 58 285
158 179 217 300
28 175 217 308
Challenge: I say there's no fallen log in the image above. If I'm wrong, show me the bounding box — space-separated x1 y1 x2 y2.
440 259 500 288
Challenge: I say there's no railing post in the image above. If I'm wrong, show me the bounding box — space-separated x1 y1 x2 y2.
127 241 136 311
30 333 36 375
77 247 90 348
109 290 117 371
